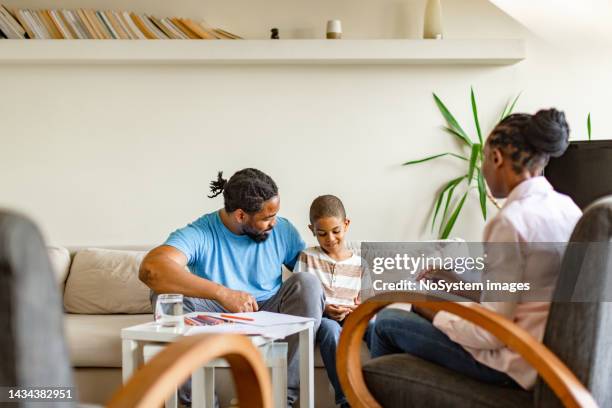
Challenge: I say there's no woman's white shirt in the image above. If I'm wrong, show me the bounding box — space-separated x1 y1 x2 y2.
432 176 582 389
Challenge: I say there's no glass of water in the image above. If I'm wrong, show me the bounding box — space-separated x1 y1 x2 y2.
155 294 184 327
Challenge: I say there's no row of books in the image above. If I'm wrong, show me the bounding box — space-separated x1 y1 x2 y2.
0 5 242 40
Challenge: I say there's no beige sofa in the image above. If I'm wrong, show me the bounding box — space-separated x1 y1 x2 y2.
49 245 360 408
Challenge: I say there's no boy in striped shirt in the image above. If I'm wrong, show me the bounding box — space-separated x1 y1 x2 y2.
294 195 368 408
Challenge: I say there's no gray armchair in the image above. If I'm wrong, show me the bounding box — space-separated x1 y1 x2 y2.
0 210 272 408
338 196 612 408
0 211 74 407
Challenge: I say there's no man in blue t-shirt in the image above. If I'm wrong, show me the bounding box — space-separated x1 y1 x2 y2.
140 168 324 406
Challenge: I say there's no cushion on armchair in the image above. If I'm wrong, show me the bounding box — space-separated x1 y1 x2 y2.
363 354 532 408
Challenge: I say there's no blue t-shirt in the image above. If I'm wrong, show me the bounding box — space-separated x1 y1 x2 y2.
164 211 305 301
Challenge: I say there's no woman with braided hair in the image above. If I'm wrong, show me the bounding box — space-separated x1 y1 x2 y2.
370 109 582 394
483 108 571 196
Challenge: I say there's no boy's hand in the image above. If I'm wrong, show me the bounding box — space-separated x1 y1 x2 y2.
325 304 351 321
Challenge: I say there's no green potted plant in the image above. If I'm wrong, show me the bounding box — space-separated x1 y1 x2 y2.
403 88 520 238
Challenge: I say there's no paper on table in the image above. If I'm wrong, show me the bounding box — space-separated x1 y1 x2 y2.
185 322 266 336
185 322 297 340
211 311 315 326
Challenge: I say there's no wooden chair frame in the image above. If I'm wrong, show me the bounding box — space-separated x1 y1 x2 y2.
107 333 272 408
337 292 598 408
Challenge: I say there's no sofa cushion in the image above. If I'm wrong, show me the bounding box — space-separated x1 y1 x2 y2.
65 314 152 367
64 248 152 314
47 246 71 292
363 354 532 408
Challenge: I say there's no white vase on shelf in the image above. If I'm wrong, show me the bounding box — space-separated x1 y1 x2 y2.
424 0 443 39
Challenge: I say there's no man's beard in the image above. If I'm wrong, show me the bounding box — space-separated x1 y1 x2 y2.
243 225 271 243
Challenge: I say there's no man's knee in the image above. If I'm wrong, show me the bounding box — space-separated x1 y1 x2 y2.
282 273 324 326
287 272 324 299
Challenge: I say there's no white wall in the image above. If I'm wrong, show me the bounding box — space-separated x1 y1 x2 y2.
1 0 610 246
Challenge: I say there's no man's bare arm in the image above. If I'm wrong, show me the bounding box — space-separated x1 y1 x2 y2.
139 245 258 312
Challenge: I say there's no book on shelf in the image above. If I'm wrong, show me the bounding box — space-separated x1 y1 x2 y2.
39 10 62 39
150 16 179 39
75 9 96 38
141 14 169 39
121 10 145 39
111 11 133 39
96 10 116 39
12 9 35 39
22 9 40 38
49 10 75 39
0 5 26 38
213 28 242 40
85 9 107 39
63 10 88 39
103 11 127 39
0 3 242 40
29 9 49 39
169 17 198 39
162 17 189 39
180 18 216 39
130 13 155 39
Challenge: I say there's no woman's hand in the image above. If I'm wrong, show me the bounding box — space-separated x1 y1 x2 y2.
416 267 459 283
417 267 481 302
412 304 438 322
325 303 352 321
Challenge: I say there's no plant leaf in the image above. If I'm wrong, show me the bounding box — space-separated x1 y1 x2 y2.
439 178 463 235
433 93 472 145
443 127 472 146
471 87 483 145
500 92 522 121
440 191 468 239
467 143 481 185
431 176 466 232
477 169 487 220
587 113 592 141
506 92 522 116
402 152 467 166
499 100 510 123
439 191 455 236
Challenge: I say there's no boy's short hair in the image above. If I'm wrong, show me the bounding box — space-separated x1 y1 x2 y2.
309 195 346 224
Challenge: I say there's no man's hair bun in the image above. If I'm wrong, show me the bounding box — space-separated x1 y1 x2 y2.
524 108 570 158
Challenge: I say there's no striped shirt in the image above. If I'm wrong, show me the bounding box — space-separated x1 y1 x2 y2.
294 246 363 306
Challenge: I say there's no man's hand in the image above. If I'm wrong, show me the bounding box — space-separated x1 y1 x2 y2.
325 304 351 321
217 287 258 312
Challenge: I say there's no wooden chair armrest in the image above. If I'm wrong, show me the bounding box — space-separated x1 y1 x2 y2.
337 292 598 408
107 334 272 408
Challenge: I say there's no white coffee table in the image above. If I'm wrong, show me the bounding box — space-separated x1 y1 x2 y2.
121 312 315 408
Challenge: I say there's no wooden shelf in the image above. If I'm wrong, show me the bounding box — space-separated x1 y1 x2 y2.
0 39 525 65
